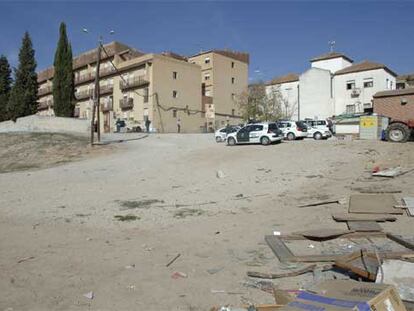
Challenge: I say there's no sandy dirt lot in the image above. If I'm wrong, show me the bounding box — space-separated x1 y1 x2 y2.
0 134 413 311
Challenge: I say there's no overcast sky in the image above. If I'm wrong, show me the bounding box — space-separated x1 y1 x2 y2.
0 0 413 81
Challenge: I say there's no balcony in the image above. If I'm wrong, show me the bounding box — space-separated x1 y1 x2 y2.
38 100 53 110
100 84 114 95
100 66 116 77
101 101 113 112
38 85 52 96
76 89 93 100
119 98 134 110
75 72 95 84
119 75 149 90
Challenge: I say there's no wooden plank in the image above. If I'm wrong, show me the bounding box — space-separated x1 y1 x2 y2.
247 264 317 279
334 250 379 281
298 229 353 239
349 194 402 214
265 235 295 263
347 221 383 232
332 212 397 222
289 251 414 263
387 233 414 251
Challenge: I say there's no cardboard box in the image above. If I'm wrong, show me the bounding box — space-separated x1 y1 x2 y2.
280 280 406 311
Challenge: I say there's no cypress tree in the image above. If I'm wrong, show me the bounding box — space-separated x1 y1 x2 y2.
8 32 38 121
53 22 74 117
0 55 12 122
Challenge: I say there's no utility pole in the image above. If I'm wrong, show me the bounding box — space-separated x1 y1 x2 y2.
90 37 102 145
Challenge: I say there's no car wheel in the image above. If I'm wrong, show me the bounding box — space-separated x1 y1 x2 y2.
261 136 270 145
386 123 410 143
227 137 236 146
286 132 295 141
313 132 322 140
215 136 222 143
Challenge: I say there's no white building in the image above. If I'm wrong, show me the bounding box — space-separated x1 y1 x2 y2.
266 52 397 120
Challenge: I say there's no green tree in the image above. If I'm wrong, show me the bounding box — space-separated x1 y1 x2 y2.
0 55 12 121
53 22 74 117
8 32 38 121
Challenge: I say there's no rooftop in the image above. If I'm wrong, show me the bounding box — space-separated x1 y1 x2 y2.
189 49 249 64
373 88 414 98
310 52 353 63
266 73 299 85
334 60 397 76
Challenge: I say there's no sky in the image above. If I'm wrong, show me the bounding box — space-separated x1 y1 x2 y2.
0 0 413 82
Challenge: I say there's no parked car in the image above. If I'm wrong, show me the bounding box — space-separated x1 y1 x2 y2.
276 120 308 140
215 125 241 142
302 120 332 140
227 122 283 146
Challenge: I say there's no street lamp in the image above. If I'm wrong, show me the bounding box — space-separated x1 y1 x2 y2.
83 28 115 145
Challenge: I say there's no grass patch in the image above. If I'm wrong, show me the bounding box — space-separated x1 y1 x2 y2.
114 214 140 222
173 208 205 219
118 199 164 210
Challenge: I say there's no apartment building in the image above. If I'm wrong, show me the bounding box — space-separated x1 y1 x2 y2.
188 50 249 130
266 52 397 120
37 42 249 133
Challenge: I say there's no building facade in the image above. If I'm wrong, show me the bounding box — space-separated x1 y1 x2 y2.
188 50 249 130
37 42 249 133
265 52 397 121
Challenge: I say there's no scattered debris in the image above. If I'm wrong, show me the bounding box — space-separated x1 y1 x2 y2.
332 212 397 222
125 264 135 269
298 198 346 208
347 221 382 232
350 187 402 194
171 271 187 279
166 253 181 267
114 214 140 222
247 264 317 279
298 228 353 240
334 250 380 281
372 167 414 178
376 260 414 302
402 197 414 217
17 256 35 264
348 194 402 215
216 170 226 179
83 291 94 299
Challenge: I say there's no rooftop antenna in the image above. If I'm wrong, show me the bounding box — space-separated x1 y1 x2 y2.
328 40 336 53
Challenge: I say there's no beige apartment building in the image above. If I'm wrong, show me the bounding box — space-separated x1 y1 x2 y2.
37 42 248 133
188 50 249 130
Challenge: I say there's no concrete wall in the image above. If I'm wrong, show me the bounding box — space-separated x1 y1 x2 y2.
0 115 90 134
311 58 353 73
299 67 333 120
333 69 396 116
266 80 299 120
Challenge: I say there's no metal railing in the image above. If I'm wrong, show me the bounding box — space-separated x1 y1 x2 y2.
119 75 149 90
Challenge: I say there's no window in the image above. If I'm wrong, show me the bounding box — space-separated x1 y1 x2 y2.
144 87 149 103
396 82 406 89
346 104 356 114
346 81 355 90
390 81 393 89
173 71 177 79
204 57 210 64
173 90 178 98
251 125 263 132
363 79 373 88
231 62 235 68
186 105 190 115
231 77 235 84
363 103 372 109
173 109 177 118
204 73 210 81
386 78 389 89
232 109 235 116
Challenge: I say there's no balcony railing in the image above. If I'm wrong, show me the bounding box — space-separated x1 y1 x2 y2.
76 89 93 100
101 101 113 112
38 85 52 96
99 85 113 95
100 66 116 77
119 98 134 110
119 75 149 90
75 72 95 84
38 100 53 110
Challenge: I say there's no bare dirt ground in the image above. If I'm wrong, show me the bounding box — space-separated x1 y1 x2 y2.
0 133 110 173
0 134 413 311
